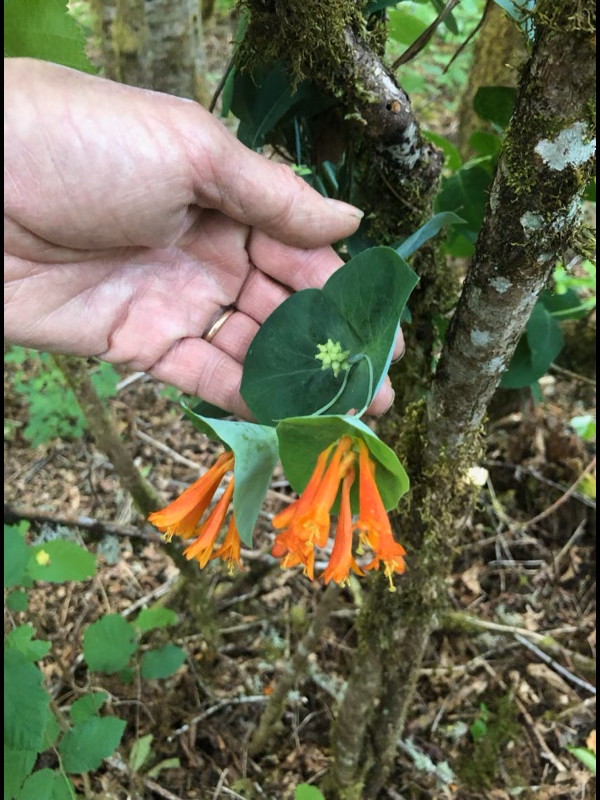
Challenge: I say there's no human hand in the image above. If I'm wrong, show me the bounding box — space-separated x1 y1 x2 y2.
4 59 403 417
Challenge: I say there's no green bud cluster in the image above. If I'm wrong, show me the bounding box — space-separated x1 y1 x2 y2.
315 339 351 378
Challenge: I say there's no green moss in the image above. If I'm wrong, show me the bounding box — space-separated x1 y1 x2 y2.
536 0 596 33
237 0 370 94
456 693 524 790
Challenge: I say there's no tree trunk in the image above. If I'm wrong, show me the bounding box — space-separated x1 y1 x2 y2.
91 0 209 104
456 2 527 159
337 3 596 795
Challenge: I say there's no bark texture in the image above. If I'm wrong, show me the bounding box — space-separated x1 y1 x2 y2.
249 585 340 756
348 3 596 795
92 0 209 103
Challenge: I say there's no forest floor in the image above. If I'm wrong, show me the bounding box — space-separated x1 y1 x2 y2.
4 4 597 800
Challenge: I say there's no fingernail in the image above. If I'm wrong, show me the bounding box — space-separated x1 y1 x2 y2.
381 390 395 415
325 198 364 219
391 345 406 364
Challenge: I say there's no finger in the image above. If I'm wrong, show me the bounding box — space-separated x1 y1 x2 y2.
248 231 345 291
209 311 259 362
148 337 252 419
235 269 291 324
365 376 395 416
392 326 405 362
185 111 364 248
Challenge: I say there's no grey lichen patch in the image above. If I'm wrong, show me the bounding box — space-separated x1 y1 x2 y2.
520 211 544 234
534 122 596 171
470 329 491 347
490 277 512 294
482 355 507 374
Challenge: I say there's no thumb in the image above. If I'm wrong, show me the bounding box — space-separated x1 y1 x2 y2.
186 110 364 248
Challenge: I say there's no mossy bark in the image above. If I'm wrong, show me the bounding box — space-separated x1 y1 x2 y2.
456 3 527 160
92 0 209 104
333 2 596 795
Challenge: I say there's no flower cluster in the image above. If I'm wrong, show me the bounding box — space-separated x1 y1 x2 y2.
148 437 405 590
148 450 242 574
272 436 406 590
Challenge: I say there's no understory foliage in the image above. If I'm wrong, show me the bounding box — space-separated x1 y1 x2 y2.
3 0 597 798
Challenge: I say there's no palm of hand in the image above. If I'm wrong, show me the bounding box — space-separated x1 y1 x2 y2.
4 59 396 416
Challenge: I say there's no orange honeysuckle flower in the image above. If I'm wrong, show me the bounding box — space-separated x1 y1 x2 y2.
212 514 243 575
354 440 406 590
184 479 235 567
148 451 234 541
323 468 364 586
272 436 355 575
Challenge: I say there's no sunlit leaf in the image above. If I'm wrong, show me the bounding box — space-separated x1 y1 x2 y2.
276 415 409 513
181 407 280 546
241 247 418 425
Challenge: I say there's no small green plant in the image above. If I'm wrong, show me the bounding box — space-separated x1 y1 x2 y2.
567 744 596 775
295 784 325 800
4 523 184 799
4 347 119 446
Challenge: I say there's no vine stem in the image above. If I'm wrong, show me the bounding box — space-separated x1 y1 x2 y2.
311 353 375 419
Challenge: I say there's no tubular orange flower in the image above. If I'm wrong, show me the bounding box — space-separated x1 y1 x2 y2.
212 514 243 575
323 468 363 586
354 440 406 590
272 436 355 575
184 479 235 567
148 451 234 541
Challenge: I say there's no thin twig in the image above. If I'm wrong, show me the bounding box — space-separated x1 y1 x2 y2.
168 696 267 741
4 504 161 543
524 456 596 528
392 0 462 70
514 634 596 696
209 58 235 114
142 779 184 800
549 362 596 386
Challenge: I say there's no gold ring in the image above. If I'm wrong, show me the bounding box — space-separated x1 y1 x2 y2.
202 307 236 344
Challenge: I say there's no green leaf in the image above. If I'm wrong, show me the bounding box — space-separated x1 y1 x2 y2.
388 8 428 45
232 64 310 150
17 769 74 800
567 747 596 775
188 399 230 419
27 540 96 583
4 524 30 588
423 131 462 172
58 716 126 774
569 415 596 442
396 212 466 260
473 86 517 129
276 416 409 513
4 747 37 800
539 288 589 320
6 590 28 612
140 645 186 680
83 615 137 674
584 180 596 202
500 302 564 389
241 247 418 426
180 407 280 546
434 164 492 256
5 624 51 662
146 758 181 779
41 713 61 750
135 608 177 633
4 0 95 73
295 785 325 800
4 648 49 752
129 734 153 774
469 130 502 157
70 691 108 724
